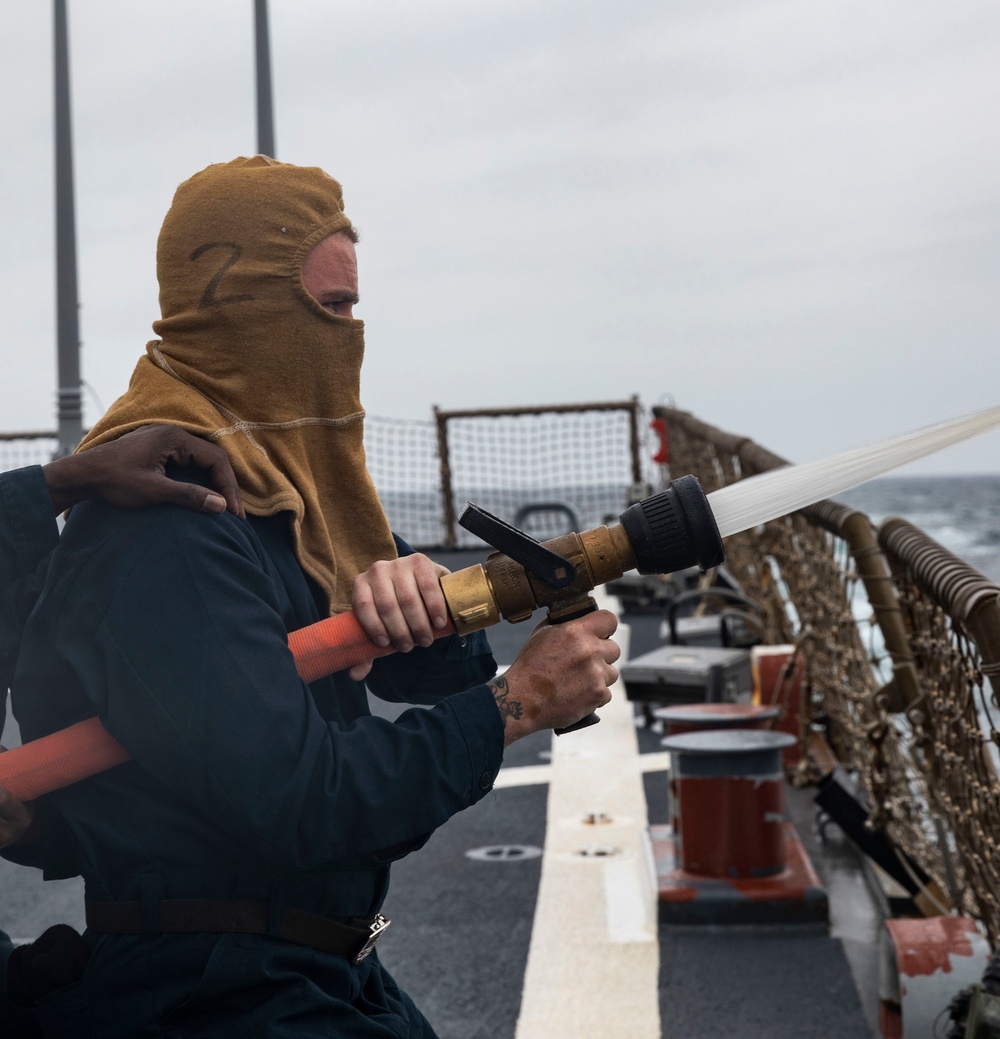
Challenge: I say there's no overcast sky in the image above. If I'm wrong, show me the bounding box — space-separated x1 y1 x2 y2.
2 0 999 474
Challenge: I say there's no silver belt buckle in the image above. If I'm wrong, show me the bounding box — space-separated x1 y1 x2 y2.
353 914 390 963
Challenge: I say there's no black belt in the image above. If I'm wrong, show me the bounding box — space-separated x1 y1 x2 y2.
85 899 390 964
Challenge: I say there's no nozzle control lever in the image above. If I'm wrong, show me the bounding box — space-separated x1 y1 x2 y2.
458 503 577 588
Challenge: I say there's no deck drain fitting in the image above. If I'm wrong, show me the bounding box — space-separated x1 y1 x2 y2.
465 844 543 863
575 845 622 858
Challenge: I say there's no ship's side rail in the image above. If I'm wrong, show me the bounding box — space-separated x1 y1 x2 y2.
660 404 1000 945
877 519 1000 939
0 433 58 471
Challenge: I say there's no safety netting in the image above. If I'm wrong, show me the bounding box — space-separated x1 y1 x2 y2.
367 401 651 549
2 400 654 551
0 436 57 472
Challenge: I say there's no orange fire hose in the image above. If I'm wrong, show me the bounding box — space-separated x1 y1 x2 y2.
0 611 457 803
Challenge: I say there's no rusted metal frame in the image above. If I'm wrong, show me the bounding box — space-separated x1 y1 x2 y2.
432 407 458 549
626 394 642 487
803 501 921 715
433 399 645 547
878 516 1000 922
434 400 639 421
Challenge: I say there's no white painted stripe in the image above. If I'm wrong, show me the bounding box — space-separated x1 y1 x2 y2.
496 749 668 790
493 764 553 789
515 587 662 1038
603 830 659 944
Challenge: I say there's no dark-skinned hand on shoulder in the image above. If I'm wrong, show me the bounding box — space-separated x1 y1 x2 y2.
41 425 244 517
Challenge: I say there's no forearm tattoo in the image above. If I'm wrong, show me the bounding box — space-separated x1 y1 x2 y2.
489 675 523 727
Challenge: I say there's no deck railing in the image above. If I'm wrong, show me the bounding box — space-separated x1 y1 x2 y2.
0 433 59 472
659 405 1000 943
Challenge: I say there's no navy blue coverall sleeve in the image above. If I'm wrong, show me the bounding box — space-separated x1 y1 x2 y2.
0 466 59 1034
0 466 58 732
12 501 505 883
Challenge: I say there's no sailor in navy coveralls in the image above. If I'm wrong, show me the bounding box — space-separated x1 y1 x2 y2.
5 158 619 1037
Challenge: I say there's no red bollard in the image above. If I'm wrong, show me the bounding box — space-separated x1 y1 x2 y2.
661 729 796 878
654 703 781 836
651 727 827 926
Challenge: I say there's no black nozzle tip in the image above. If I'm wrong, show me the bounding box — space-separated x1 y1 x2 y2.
619 474 725 575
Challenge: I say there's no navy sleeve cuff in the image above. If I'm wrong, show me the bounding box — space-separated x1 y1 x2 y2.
0 466 59 578
367 629 498 706
444 682 505 800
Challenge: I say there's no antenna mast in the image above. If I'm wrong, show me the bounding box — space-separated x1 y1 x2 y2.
53 0 83 457
254 0 276 157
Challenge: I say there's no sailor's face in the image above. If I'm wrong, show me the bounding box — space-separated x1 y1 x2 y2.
301 232 359 318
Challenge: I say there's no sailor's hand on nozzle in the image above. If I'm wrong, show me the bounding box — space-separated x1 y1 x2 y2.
0 751 34 849
349 554 451 681
490 610 620 747
42 426 244 518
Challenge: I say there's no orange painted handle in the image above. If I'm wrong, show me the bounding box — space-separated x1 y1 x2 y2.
0 611 457 801
0 717 131 802
287 611 455 683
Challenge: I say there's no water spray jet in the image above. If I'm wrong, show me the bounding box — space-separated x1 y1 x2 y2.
706 405 1000 539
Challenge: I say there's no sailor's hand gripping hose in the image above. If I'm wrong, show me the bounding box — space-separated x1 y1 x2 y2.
0 476 723 800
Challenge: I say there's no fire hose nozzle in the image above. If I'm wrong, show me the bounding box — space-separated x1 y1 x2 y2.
440 474 725 635
619 474 725 575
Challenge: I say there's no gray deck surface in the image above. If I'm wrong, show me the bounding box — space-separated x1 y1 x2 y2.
377 766 548 1039
376 554 881 1037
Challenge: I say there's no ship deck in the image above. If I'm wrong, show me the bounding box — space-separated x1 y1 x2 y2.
374 549 883 1038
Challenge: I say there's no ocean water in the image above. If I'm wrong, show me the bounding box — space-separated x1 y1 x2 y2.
837 475 1000 584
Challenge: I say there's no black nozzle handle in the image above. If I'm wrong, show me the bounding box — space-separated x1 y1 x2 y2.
550 600 601 736
554 713 601 736
619 474 724 575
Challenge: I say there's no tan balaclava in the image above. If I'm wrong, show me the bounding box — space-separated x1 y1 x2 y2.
80 155 397 613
